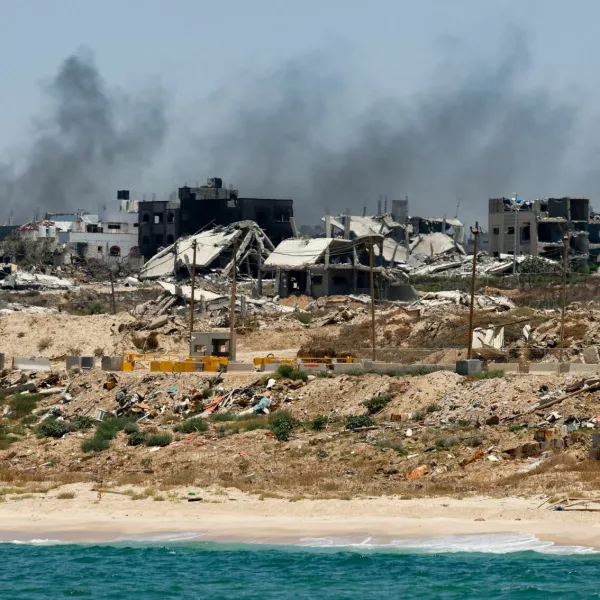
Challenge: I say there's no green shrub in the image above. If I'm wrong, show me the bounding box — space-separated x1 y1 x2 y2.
275 364 308 381
145 433 172 447
83 302 105 315
411 411 426 422
94 347 105 358
174 417 209 433
471 369 504 380
269 410 296 441
346 415 374 430
8 393 42 419
426 403 441 414
211 413 260 423
37 337 52 352
127 431 147 446
467 435 484 447
311 415 329 430
71 416 95 431
81 437 110 452
435 436 460 449
123 422 139 435
95 417 128 441
36 419 71 439
362 394 392 415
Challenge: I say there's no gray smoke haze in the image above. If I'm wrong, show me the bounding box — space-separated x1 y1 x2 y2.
0 50 167 223
191 35 583 225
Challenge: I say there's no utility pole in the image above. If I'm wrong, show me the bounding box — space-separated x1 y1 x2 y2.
513 196 519 275
229 237 238 362
467 222 479 360
369 237 376 361
189 240 197 342
559 234 569 363
109 269 116 315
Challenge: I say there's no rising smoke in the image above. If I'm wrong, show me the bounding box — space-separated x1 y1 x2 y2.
191 35 582 224
0 50 167 223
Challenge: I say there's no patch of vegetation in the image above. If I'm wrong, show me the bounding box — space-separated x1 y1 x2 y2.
362 394 392 415
70 416 95 431
466 435 484 447
269 410 297 441
82 302 105 315
174 417 209 433
127 431 147 446
293 312 312 325
123 422 139 435
411 411 426 422
145 433 172 447
210 413 258 423
81 437 110 452
8 393 43 419
310 415 329 430
275 364 308 381
315 370 334 378
427 403 441 414
56 491 76 500
435 436 460 450
458 419 471 427
37 337 52 352
471 369 504 380
374 437 407 455
508 424 527 432
346 415 374 430
66 346 82 357
95 417 129 441
94 347 105 358
36 418 71 439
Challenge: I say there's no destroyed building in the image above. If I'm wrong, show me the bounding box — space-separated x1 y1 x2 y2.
139 221 273 286
177 178 295 245
138 196 180 259
263 234 415 300
489 196 593 266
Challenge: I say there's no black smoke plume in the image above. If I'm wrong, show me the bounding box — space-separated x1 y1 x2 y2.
0 50 167 223
191 36 580 224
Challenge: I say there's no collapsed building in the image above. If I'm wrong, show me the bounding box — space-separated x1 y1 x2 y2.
263 235 416 301
488 197 594 267
138 221 273 286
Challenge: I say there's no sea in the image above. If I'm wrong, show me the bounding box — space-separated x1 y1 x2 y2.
2 532 600 599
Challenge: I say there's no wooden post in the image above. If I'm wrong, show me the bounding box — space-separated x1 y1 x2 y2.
109 270 116 315
229 237 237 362
369 238 376 361
559 234 569 363
467 222 479 360
189 240 197 342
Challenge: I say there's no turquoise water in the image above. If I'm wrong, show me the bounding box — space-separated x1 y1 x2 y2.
2 535 600 599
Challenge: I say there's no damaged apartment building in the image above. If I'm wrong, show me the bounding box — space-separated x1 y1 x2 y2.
138 177 295 259
488 196 597 267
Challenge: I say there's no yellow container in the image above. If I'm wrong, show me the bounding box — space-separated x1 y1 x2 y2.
121 361 134 372
174 360 195 373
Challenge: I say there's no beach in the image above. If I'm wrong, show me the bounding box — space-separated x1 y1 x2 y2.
1 484 599 549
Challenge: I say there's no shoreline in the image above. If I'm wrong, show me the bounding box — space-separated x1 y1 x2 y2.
2 485 600 550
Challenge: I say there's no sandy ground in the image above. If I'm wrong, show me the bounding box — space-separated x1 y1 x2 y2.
2 485 600 548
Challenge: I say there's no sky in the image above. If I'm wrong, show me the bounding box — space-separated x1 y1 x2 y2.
1 0 600 226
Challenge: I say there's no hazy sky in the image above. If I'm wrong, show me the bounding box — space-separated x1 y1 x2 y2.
1 0 599 225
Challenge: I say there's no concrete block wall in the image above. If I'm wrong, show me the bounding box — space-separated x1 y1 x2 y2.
12 357 51 371
66 356 95 370
0 352 4 371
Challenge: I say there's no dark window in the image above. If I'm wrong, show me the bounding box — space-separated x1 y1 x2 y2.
507 226 515 235
154 213 164 225
155 234 164 246
167 234 175 244
521 224 531 242
142 212 150 224
332 275 349 286
142 236 150 246
167 212 175 224
492 227 500 235
133 223 139 228
97 246 103 254
312 275 323 285
109 245 121 257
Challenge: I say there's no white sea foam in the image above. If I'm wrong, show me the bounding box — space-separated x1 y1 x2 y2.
298 533 598 555
7 538 64 546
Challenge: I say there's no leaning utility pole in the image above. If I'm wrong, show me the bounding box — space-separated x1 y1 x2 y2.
467 222 479 360
559 234 569 363
229 237 238 362
512 196 519 275
189 240 197 342
369 237 376 361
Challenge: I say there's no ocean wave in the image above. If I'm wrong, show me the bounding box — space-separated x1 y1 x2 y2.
6 538 64 546
299 533 598 555
112 532 205 543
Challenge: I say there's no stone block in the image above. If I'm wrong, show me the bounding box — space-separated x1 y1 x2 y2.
101 356 123 371
226 362 255 373
584 346 600 364
12 357 51 372
0 352 4 371
456 359 483 376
